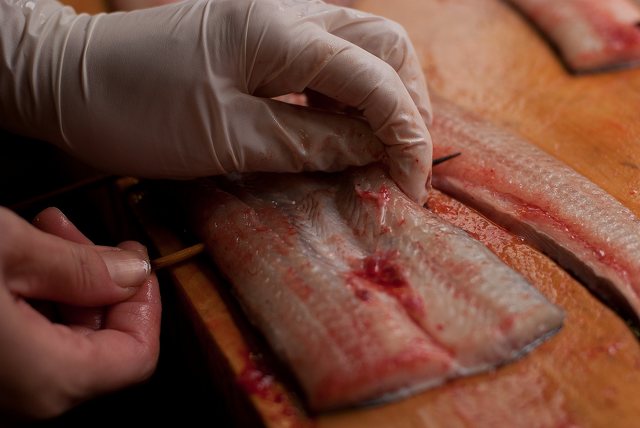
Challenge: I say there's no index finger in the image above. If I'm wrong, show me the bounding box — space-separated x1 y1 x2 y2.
279 0 433 125
244 11 432 203
32 207 94 245
64 242 160 397
306 38 432 204
85 241 161 390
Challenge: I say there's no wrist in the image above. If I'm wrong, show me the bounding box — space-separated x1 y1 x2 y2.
0 0 86 146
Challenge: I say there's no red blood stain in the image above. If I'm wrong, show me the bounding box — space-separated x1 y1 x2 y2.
515 200 629 281
355 252 408 288
398 295 425 317
349 252 425 318
237 366 274 399
236 354 305 425
498 315 514 333
595 13 640 51
237 353 281 401
356 184 391 208
354 287 372 301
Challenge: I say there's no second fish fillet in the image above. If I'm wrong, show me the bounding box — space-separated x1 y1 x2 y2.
431 97 640 323
506 0 640 72
188 166 563 411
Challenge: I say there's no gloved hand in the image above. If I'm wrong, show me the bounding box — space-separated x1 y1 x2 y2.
0 0 432 204
0 207 160 421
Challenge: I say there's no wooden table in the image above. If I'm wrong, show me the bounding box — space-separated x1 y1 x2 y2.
69 0 640 426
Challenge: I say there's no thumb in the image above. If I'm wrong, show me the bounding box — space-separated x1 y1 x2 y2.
5 217 150 306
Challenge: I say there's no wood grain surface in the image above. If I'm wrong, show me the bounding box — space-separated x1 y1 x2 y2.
355 0 640 214
82 0 640 426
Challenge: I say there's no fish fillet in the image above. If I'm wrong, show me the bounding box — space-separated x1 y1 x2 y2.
188 166 563 411
507 0 640 72
431 97 640 323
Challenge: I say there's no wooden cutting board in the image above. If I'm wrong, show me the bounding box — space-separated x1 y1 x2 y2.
356 0 640 214
71 0 640 426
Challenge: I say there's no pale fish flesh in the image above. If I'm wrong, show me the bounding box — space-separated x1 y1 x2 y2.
431 96 640 323
188 165 564 411
507 0 640 72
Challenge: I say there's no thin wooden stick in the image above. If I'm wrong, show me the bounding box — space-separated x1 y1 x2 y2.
151 243 206 270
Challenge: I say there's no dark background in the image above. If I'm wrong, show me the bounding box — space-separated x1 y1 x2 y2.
1 130 234 427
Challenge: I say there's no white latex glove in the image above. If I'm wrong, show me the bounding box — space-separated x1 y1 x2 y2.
0 0 433 203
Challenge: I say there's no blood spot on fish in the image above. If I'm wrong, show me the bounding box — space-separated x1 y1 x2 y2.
356 252 408 288
605 24 640 50
356 184 391 208
284 267 313 300
584 5 640 52
354 287 372 301
513 200 634 280
349 252 425 315
499 315 515 333
400 295 424 314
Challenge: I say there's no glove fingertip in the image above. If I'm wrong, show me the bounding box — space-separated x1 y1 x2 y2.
386 147 431 206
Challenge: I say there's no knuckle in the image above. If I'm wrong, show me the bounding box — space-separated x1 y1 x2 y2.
371 18 413 69
382 18 410 41
365 16 409 50
377 61 402 86
67 246 96 295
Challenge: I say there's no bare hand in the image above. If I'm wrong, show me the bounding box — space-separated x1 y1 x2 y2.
0 207 161 421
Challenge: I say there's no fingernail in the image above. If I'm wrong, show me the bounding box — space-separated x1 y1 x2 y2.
101 250 151 288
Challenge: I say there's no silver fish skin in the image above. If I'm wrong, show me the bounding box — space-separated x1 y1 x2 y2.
189 165 563 411
431 97 640 322
336 167 563 372
192 179 456 412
